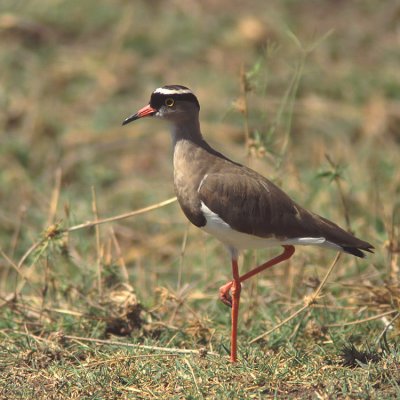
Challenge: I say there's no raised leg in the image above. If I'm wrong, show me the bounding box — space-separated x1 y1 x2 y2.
220 245 295 363
219 245 295 308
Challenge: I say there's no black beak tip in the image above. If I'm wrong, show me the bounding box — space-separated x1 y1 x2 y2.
122 114 138 126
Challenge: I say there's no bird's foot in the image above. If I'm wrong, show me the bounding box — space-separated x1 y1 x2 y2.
219 281 233 307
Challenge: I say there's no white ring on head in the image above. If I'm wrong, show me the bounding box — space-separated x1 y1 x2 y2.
154 87 193 95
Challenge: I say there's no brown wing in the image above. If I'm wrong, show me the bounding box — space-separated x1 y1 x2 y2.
198 165 373 257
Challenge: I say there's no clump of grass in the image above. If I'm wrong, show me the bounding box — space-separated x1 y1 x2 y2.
340 343 381 367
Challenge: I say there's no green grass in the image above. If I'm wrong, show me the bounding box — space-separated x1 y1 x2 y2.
1 1 400 398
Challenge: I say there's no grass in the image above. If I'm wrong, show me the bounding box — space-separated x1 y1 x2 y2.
1 0 400 398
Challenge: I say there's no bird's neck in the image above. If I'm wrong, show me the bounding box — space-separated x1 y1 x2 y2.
170 117 203 147
171 117 237 166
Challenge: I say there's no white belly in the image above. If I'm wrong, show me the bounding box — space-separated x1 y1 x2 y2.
200 201 341 252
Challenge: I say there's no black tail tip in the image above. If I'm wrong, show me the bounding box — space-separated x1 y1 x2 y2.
342 245 374 258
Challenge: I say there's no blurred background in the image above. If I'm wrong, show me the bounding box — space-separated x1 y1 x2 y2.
0 0 399 346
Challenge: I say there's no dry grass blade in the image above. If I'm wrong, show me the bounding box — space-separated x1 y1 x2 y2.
110 226 129 282
66 197 177 233
17 239 44 270
46 167 62 227
62 335 218 356
326 310 397 328
388 204 400 285
91 186 102 296
10 330 217 356
184 358 202 397
250 252 341 343
325 154 351 231
13 197 177 273
239 64 251 165
9 205 27 258
177 222 190 290
0 248 26 281
0 249 42 307
375 312 400 345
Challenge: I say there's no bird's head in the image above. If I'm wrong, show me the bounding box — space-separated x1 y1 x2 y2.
122 85 200 126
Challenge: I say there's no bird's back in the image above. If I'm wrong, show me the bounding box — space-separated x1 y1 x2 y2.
173 138 373 257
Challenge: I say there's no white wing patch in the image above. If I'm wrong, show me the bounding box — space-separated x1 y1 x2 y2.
197 174 208 192
200 202 343 252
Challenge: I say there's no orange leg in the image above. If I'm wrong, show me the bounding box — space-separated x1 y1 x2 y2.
220 245 295 362
230 258 241 363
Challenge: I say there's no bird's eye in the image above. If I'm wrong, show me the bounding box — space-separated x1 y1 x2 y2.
165 98 174 107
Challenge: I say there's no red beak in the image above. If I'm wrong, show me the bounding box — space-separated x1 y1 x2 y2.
122 104 157 125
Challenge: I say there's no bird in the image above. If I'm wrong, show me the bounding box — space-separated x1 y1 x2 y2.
122 84 374 362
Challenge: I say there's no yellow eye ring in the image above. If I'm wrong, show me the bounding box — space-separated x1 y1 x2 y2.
165 98 174 107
